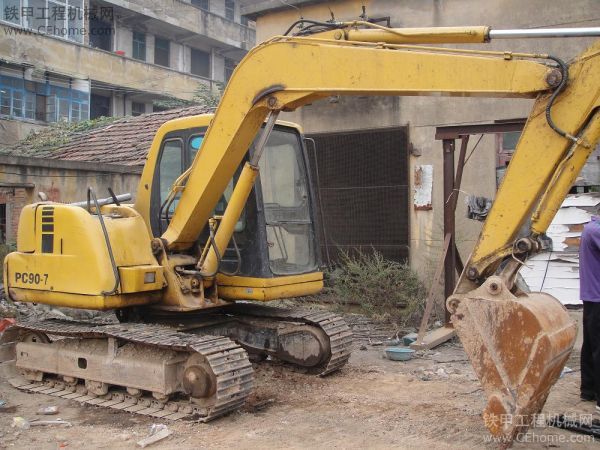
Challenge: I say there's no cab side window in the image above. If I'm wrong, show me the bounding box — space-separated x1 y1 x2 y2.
158 139 184 214
189 134 204 163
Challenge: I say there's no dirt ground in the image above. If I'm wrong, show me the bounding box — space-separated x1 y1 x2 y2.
0 310 597 450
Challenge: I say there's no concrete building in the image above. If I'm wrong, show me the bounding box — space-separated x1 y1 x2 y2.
0 0 255 144
240 0 600 281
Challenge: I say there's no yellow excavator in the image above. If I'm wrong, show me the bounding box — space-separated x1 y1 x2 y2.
2 20 600 443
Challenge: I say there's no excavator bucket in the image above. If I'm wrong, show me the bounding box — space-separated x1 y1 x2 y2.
448 276 577 443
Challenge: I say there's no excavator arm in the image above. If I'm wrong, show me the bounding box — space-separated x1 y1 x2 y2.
161 35 554 251
160 27 600 442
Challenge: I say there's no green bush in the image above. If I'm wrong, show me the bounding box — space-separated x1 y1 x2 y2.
330 249 427 326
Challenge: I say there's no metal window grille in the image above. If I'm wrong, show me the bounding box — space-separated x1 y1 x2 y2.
307 127 410 263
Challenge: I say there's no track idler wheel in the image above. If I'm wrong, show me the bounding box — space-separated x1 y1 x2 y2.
447 276 576 443
183 354 217 406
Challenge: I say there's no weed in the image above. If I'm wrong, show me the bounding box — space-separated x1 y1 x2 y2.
330 249 427 327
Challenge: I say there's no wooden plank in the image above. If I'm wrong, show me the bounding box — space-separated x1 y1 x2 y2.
410 326 456 351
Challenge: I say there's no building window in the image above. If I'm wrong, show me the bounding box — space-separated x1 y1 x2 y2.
224 58 236 82
89 15 113 51
225 0 234 20
3 0 85 43
190 49 210 78
154 37 170 67
90 94 110 119
132 102 145 116
132 31 146 61
0 75 89 123
35 94 47 121
191 0 209 11
241 16 249 26
0 76 49 121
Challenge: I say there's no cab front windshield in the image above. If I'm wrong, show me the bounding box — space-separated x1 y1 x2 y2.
258 128 317 275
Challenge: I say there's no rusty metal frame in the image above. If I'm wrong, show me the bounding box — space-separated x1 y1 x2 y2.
435 120 526 322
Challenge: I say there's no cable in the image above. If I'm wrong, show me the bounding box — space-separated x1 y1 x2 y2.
88 187 121 295
544 55 577 143
277 0 301 13
283 19 342 36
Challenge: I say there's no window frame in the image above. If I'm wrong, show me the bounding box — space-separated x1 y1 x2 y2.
152 137 184 233
225 0 234 20
131 101 145 116
154 36 170 67
1 0 85 43
190 48 210 78
0 75 89 122
191 0 209 11
224 58 236 82
132 31 146 61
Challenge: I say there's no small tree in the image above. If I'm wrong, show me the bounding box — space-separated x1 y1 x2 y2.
153 82 223 111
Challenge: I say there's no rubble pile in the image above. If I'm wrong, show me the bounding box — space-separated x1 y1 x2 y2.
0 286 116 324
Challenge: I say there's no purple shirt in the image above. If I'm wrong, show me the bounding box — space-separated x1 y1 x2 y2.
580 216 600 302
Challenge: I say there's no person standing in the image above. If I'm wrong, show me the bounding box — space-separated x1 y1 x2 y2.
579 216 600 411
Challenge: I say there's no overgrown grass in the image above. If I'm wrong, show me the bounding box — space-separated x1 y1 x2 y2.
330 249 427 327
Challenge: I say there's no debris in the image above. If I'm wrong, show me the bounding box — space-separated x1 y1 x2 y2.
119 432 133 441
402 332 418 346
385 338 401 346
433 321 442 328
29 419 71 427
0 317 16 332
548 414 600 438
419 372 432 381
12 417 30 430
37 406 58 415
436 368 449 378
466 195 492 221
0 399 5 408
359 344 367 351
560 366 574 378
137 424 172 448
251 398 275 412
369 340 383 346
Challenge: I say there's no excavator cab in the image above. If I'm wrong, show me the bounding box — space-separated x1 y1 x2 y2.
135 114 324 302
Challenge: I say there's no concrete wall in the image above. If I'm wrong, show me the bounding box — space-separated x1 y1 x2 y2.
0 120 46 146
249 0 600 279
0 155 141 243
103 0 254 48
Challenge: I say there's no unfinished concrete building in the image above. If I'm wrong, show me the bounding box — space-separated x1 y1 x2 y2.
0 0 255 143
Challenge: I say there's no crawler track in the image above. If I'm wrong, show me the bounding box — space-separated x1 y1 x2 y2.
2 319 253 422
223 304 353 375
